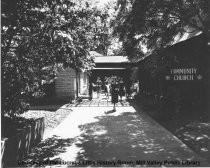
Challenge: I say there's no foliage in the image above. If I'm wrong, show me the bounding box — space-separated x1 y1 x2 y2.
112 0 210 59
90 1 117 56
2 0 53 117
1 0 110 117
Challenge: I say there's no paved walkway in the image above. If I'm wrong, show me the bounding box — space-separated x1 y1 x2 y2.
73 99 130 107
68 94 130 107
27 101 208 167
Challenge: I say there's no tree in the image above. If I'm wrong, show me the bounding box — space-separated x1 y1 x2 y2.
112 0 210 59
88 1 114 56
112 0 210 113
1 0 108 117
2 0 55 117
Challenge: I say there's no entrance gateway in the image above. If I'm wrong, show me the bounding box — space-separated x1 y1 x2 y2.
55 52 135 99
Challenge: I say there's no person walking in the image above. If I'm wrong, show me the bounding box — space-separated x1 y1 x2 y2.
118 78 125 101
96 77 102 98
105 80 111 99
111 77 119 111
125 79 131 100
89 82 93 100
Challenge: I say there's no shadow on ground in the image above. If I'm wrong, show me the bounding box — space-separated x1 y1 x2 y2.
175 122 210 160
20 135 74 167
30 105 65 111
74 111 205 167
21 109 208 167
131 97 210 164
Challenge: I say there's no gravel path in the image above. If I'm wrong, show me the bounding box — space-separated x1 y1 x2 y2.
21 105 72 136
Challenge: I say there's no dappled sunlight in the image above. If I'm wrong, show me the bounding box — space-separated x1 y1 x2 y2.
54 143 82 162
73 111 202 165
175 121 210 160
44 108 102 139
22 135 74 167
20 106 209 167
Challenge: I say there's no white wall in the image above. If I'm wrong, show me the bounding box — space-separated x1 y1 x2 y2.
55 68 89 99
55 68 76 99
79 72 89 95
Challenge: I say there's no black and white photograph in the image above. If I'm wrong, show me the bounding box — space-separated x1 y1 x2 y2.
1 0 210 167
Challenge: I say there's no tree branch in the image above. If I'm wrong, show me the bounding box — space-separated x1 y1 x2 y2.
2 27 16 62
189 0 205 27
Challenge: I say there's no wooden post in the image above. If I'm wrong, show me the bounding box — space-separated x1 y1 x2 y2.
207 40 210 117
75 70 79 99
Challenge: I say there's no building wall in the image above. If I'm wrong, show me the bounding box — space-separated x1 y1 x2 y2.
55 68 76 99
55 68 89 99
138 33 209 114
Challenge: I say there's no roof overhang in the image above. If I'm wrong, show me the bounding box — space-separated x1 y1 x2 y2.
93 67 126 70
94 56 130 63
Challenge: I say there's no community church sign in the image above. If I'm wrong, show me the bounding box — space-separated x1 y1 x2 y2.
165 68 203 81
